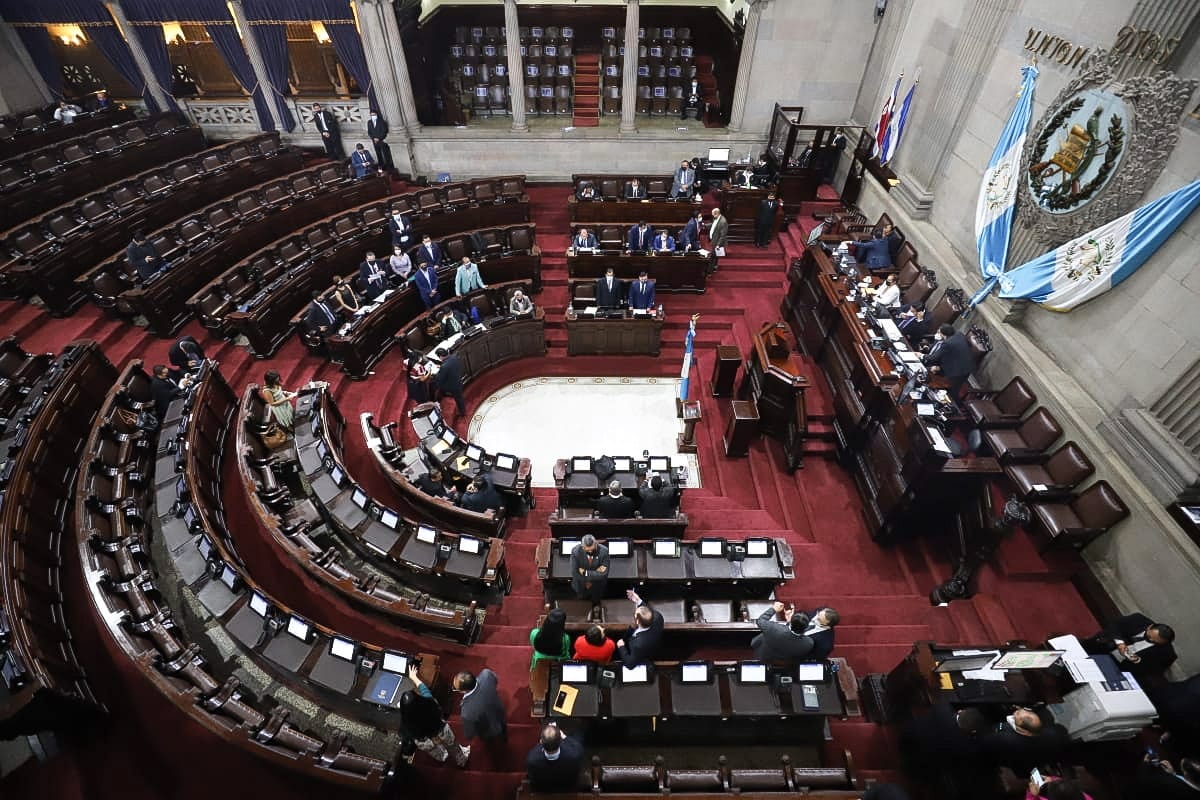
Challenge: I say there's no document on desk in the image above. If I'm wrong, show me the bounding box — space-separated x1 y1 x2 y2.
878 318 903 342
962 667 1007 682
917 403 936 417
1048 634 1106 685
440 331 464 352
925 426 953 454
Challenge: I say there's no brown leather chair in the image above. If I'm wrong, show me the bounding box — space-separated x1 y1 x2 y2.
360 205 387 227
600 179 620 200
500 178 523 198
647 179 668 199
416 189 441 211
599 226 623 248
444 237 469 263
27 154 59 175
667 759 725 792
61 144 90 164
305 225 332 251
261 181 291 206
981 407 1063 463
895 240 918 271
201 153 225 172
444 184 470 206
172 163 200 183
316 165 344 184
46 213 85 240
80 198 114 224
472 181 497 203
142 174 171 196
206 205 238 232
728 755 795 792
963 376 1037 428
966 324 993 369
291 173 318 197
1029 480 1129 552
596 760 663 793
508 226 533 253
110 185 142 209
1005 441 1095 499
900 268 937 307
895 258 922 290
927 286 967 328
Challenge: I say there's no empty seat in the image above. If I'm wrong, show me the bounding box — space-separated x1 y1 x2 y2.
508 227 532 252
235 195 263 218
316 165 344 184
261 182 291 206
61 144 90 163
900 268 937 307
305 226 333 251
153 117 177 135
1004 441 1095 499
143 175 171 196
12 227 50 257
172 163 201 183
278 240 306 267
332 215 358 240
29 154 60 175
981 407 1063 463
444 184 470 206
1029 480 1129 552
472 181 497 203
200 154 225 172
177 219 210 246
80 198 114 224
291 174 318 196
125 127 148 143
963 377 1037 428
94 135 120 153
46 213 85 239
206 206 237 232
111 186 142 209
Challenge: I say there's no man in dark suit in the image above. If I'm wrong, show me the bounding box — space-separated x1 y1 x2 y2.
572 227 597 251
389 208 413 247
855 235 894 270
626 221 654 253
627 271 656 310
168 336 205 375
595 267 623 308
637 475 675 518
802 607 839 660
350 142 375 179
458 474 503 513
418 235 442 269
127 231 163 281
975 707 1067 773
883 223 905 261
624 178 646 199
653 230 675 253
750 602 814 663
150 364 187 423
897 302 934 342
453 669 506 742
1082 612 1177 681
434 348 466 415
616 589 663 668
311 102 343 160
679 210 704 253
305 290 339 336
670 160 699 199
570 534 609 601
366 110 392 173
358 251 388 300
526 723 584 792
414 263 441 310
596 480 634 518
922 324 974 398
415 466 450 499
755 192 780 248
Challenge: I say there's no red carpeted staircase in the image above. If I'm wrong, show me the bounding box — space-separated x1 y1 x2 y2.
572 52 601 128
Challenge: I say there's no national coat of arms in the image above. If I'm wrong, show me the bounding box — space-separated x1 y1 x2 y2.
1028 89 1126 214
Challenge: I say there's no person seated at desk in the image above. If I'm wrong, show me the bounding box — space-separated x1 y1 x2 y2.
750 601 814 663
127 231 163 282
150 364 191 423
863 273 901 309
680 209 705 253
350 142 375 179
670 159 699 200
530 608 571 666
576 182 597 201
415 465 455 501
389 207 414 247
637 474 676 518
330 277 360 318
627 221 654 253
922 324 974 398
616 589 663 668
389 245 413 286
304 289 340 337
1025 776 1093 800
977 706 1067 773
359 252 388 300
596 480 635 518
458 474 503 514
572 227 597 251
509 289 534 316
168 335 205 375
574 624 616 664
734 166 756 188
418 235 442 268
596 267 624 308
653 230 676 253
526 722 585 793
625 178 647 200
854 234 894 270
1081 612 1177 682
899 702 988 772
627 271 656 310
570 534 609 601
454 256 487 297
882 223 904 261
896 302 933 341
54 100 83 124
802 607 839 659
92 90 112 111
1130 755 1200 799
439 307 469 337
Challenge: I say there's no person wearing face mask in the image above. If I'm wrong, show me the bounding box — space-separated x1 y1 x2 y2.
682 79 703 120
358 251 387 301
388 206 414 248
330 277 361 318
389 245 413 286
922 324 974 398
366 109 392 174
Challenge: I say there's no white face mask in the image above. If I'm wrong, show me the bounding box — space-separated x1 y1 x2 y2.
935 333 945 342
370 115 377 121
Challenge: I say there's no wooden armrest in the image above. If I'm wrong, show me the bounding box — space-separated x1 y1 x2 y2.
832 657 860 717
535 538 552 579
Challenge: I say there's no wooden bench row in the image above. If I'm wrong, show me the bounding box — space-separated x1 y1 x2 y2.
0 104 135 159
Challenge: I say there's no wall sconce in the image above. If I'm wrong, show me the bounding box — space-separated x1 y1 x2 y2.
48 24 87 47
312 22 331 44
162 22 186 45
875 0 887 18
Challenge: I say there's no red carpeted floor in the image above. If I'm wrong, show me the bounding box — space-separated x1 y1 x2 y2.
1 184 1100 799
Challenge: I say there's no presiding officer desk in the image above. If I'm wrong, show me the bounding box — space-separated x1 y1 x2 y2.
568 174 700 226
566 249 708 294
553 455 687 510
565 306 664 356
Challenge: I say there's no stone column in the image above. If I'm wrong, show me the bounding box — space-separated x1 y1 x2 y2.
227 0 284 131
0 23 53 107
726 0 771 133
374 0 422 134
354 0 405 133
106 1 174 113
619 0 639 133
503 0 528 132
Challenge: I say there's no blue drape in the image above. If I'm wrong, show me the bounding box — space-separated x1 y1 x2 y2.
88 23 157 111
132 25 180 112
206 24 276 131
326 23 378 110
15 26 64 100
242 0 354 21
250 23 296 131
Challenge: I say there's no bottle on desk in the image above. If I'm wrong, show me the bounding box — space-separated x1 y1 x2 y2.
657 304 664 319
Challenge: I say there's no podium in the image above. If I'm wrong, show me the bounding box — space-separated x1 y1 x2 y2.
677 399 701 454
723 399 759 457
709 345 741 397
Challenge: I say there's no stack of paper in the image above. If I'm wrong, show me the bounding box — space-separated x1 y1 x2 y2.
1048 634 1105 685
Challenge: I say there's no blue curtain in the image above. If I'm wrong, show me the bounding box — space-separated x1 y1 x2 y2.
88 24 157 111
131 25 180 112
242 0 353 20
15 26 65 100
206 24 276 131
326 23 378 111
250 23 296 131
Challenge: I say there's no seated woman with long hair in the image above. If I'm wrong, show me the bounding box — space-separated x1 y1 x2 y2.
529 608 570 667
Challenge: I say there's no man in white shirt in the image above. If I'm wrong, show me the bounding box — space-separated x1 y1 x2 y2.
54 101 83 124
864 273 902 308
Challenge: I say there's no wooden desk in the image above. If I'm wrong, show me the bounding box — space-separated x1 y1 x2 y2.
739 322 809 468
717 186 780 243
566 251 707 293
568 196 699 226
565 310 663 356
723 399 759 457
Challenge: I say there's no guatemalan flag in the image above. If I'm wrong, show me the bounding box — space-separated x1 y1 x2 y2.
998 178 1200 311
678 314 698 400
873 74 902 158
969 64 1039 308
879 77 916 166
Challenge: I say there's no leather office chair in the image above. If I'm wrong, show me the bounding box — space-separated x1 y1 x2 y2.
472 181 497 203
444 184 470 206
604 86 621 115
445 237 468 263
235 193 264 219
500 178 523 198
305 225 332 251
19 114 41 129
597 763 663 793
316 165 344 185
152 117 177 136
572 281 596 309
416 189 441 212
177 219 211 248
479 229 503 255
1029 480 1129 552
508 226 533 253
895 258 922 290
206 205 238 233
29 154 59 175
360 205 387 227
927 286 967 328
278 240 306 268
46 213 85 240
900 269 938 308
261 181 291 207
227 144 252 162
729 755 795 792
555 84 572 115
963 376 1037 428
599 226 623 248
12 228 49 257
668 762 725 792
469 292 495 320
142 174 171 197
199 154 224 174
966 324 993 369
332 214 358 241
291 173 318 197
150 232 181 262
171 163 200 183
600 179 620 200
110 185 142 210
80 197 115 225
61 144 91 164
94 134 120 153
1004 441 1095 500
125 126 148 143
981 407 1063 463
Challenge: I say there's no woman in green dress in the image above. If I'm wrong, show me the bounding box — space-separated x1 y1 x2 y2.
258 370 297 431
529 607 571 668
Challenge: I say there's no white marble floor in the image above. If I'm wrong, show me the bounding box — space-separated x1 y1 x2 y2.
467 376 702 488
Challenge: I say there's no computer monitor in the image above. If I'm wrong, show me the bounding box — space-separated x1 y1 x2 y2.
681 46 693 57
219 565 238 589
286 616 311 641
707 148 730 163
316 440 328 461
483 45 496 56
621 664 649 684
561 662 589 683
381 651 408 673
698 539 725 557
545 45 557 56
560 539 580 557
494 453 517 471
329 636 356 661
797 663 825 682
531 26 543 37
526 64 538 77
746 538 771 557
562 26 574 38
607 539 631 557
196 535 212 560
662 27 675 38
558 65 570 76
680 662 709 683
933 653 1000 673
380 509 399 529
992 650 1065 670
653 87 666 98
416 525 438 544
465 444 485 462
458 536 481 554
739 663 767 683
475 86 488 98
471 27 483 37
650 46 662 57
649 456 671 472
450 45 463 57
439 429 459 447
611 456 632 472
668 66 682 78
602 27 615 38
462 64 475 76
571 457 591 472
249 592 269 617
329 465 345 486
606 65 619 77
637 65 650 77
351 488 369 509
653 539 679 558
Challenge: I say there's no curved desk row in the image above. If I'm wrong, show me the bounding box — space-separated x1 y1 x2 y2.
289 385 503 626
566 251 707 293
395 279 541 361
143 361 434 788
0 340 115 737
2 133 295 314
0 336 53 420
0 104 134 160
